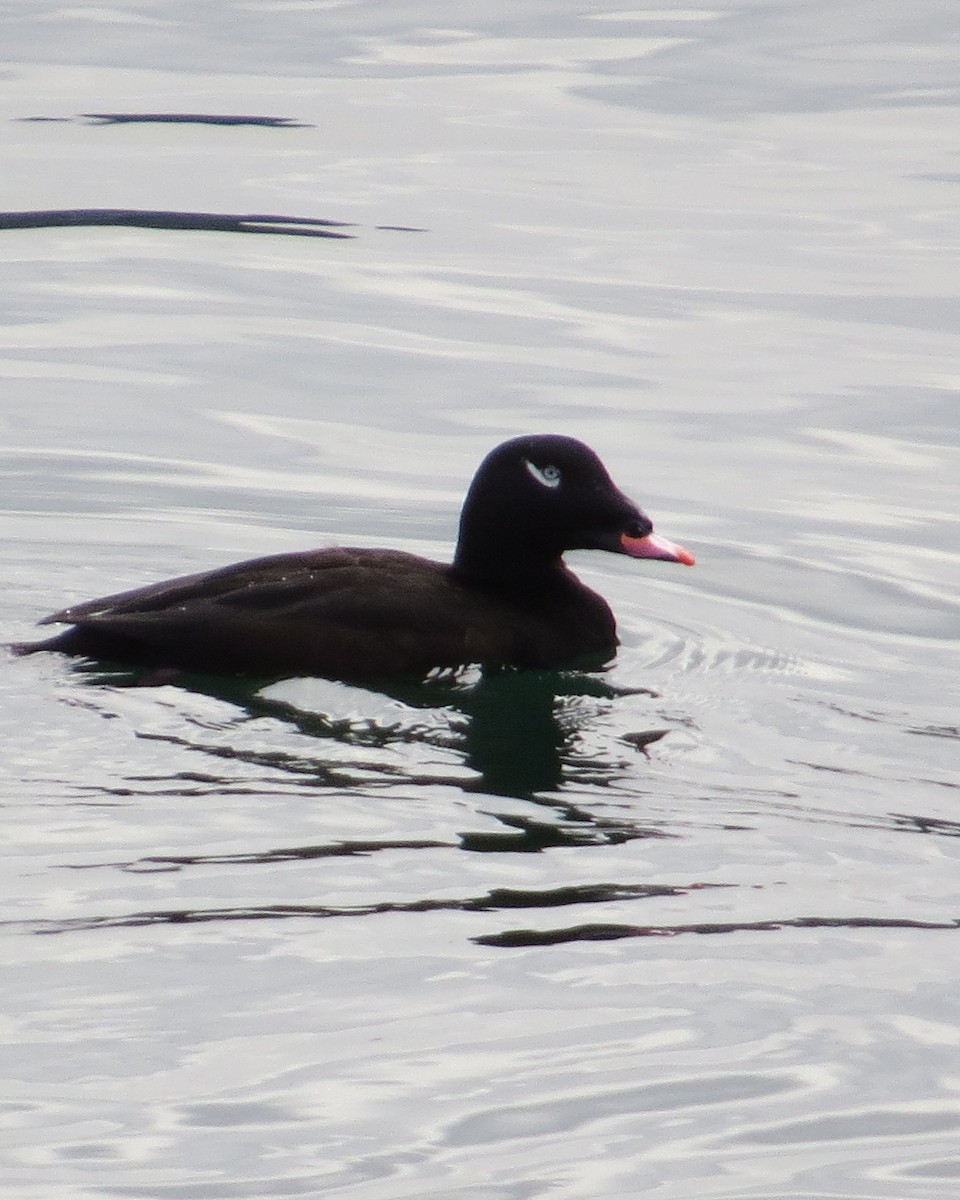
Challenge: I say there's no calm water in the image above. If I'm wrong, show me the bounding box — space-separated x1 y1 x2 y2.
2 2 959 1197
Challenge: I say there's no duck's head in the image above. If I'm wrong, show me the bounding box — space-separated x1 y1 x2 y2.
453 434 694 582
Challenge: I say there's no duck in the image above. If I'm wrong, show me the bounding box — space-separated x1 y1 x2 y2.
14 434 694 682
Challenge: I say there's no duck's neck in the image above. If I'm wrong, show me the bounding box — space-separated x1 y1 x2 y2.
451 526 569 592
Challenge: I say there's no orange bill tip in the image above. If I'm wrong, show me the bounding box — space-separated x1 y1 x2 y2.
620 532 695 566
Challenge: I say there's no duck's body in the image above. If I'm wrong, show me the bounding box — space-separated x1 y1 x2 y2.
31 546 618 679
15 435 693 682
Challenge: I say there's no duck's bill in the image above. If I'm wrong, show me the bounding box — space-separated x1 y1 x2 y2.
620 531 695 566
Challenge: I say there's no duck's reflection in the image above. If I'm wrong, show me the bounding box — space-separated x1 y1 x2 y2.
244 667 658 802
456 670 571 795
74 661 667 821
47 666 703 942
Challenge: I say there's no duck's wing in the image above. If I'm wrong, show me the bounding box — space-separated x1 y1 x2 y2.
39 547 370 624
29 548 479 678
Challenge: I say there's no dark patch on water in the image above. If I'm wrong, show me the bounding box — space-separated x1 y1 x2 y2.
9 880 727 936
20 113 312 126
476 915 960 948
0 208 355 238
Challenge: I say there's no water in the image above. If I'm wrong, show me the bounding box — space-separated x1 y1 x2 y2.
2 2 959 1197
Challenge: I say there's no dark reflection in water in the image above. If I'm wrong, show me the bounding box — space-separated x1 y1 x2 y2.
417 669 660 799
12 896 959 946
12 880 727 936
81 113 311 127
0 208 428 237
17 666 960 946
458 670 574 796
73 662 663 803
891 813 960 836
0 208 354 238
57 663 682 880
477 916 960 948
908 724 960 741
20 112 311 126
111 837 454 871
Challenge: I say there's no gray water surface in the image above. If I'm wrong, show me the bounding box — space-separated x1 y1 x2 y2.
2 2 959 1197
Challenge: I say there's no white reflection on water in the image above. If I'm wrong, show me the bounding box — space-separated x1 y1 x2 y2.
2 0 960 1197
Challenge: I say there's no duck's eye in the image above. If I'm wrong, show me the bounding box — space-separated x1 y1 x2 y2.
524 460 562 489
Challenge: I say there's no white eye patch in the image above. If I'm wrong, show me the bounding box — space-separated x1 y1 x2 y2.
524 459 562 489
